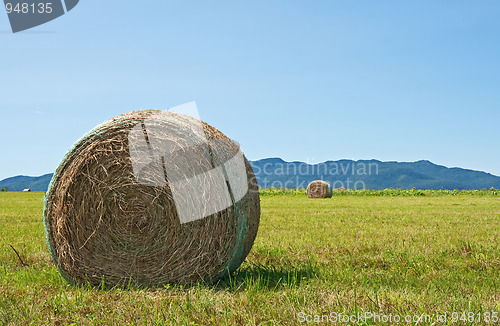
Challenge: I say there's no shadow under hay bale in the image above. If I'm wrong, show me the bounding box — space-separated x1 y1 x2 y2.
43 110 260 288
306 180 332 199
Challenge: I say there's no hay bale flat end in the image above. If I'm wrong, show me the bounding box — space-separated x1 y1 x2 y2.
43 110 260 287
306 180 332 198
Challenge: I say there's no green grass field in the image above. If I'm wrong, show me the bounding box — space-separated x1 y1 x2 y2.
1 191 499 325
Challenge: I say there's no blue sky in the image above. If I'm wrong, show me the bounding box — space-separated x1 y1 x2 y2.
1 0 499 181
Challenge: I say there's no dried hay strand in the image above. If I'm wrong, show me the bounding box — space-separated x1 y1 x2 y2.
306 180 333 199
43 110 260 287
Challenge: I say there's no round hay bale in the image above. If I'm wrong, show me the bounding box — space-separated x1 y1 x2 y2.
43 110 260 287
306 180 332 199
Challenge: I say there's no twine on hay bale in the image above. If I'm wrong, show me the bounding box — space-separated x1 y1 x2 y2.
306 180 332 199
43 110 260 287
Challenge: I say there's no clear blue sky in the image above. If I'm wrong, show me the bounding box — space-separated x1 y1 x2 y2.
1 0 499 181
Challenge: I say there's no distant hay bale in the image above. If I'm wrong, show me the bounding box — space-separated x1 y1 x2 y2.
43 110 260 287
306 180 332 199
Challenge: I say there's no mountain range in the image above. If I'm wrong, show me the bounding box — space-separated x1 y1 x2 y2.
249 158 500 190
1 159 499 191
0 174 54 192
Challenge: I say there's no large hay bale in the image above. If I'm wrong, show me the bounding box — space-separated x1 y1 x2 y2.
43 110 260 287
306 180 332 199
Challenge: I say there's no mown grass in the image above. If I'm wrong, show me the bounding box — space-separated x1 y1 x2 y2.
0 191 499 325
260 187 500 197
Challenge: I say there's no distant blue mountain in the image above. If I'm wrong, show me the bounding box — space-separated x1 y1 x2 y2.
1 159 499 191
249 158 500 190
0 174 53 192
